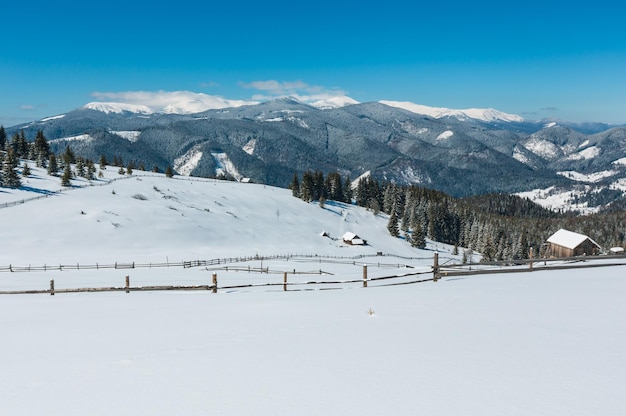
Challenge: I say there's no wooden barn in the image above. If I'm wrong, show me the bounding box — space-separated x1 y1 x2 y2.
342 232 366 246
545 229 600 257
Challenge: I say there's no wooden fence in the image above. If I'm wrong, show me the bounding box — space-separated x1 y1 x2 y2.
0 252 433 274
0 265 437 295
2 252 624 296
437 253 626 277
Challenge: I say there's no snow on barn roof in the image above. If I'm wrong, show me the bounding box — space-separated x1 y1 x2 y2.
342 232 365 245
547 229 600 250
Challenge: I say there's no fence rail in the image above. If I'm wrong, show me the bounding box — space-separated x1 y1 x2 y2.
1 252 624 296
0 267 437 295
0 252 436 274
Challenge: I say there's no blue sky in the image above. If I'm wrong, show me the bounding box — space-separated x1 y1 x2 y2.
2 0 625 127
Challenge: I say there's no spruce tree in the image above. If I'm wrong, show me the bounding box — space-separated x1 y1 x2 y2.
481 232 495 262
289 172 300 198
61 164 72 187
300 171 314 202
343 175 353 203
313 171 325 201
383 183 396 214
387 209 400 237
325 172 343 202
33 130 50 167
516 231 529 260
10 130 29 158
0 125 6 151
2 148 22 188
63 146 75 164
355 177 369 207
48 154 59 176
86 160 96 180
76 158 86 178
99 155 108 170
165 166 174 178
22 162 31 178
410 223 427 249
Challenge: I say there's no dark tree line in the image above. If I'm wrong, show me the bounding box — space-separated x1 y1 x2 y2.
0 127 177 189
290 170 626 261
289 170 352 204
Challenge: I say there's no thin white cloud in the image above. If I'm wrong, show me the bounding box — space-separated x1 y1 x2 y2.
88 83 358 114
240 80 311 95
20 105 35 110
240 80 357 107
89 90 258 114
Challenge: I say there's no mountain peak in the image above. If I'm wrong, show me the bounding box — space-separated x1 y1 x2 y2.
83 102 154 115
310 96 359 109
83 92 259 116
379 100 524 123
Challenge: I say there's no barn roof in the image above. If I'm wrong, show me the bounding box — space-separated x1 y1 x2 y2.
547 229 600 250
342 232 365 245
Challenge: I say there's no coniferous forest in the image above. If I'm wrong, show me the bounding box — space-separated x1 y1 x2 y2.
291 170 626 261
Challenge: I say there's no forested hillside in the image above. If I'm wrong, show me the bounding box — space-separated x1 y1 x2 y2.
291 170 626 260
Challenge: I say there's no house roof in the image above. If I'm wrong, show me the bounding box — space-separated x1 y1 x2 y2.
342 232 359 241
547 229 600 250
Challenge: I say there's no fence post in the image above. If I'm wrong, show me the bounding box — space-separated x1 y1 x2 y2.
212 272 218 294
363 264 368 288
529 247 533 271
50 279 55 296
283 272 288 292
433 252 439 282
125 275 130 293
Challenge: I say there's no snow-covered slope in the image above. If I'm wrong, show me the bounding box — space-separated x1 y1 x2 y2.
3 266 626 416
82 92 358 115
310 95 360 109
380 100 524 123
1 164 625 416
83 92 259 115
0 165 423 266
83 102 154 114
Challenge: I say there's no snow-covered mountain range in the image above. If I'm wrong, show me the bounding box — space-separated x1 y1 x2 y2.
7 94 626 210
83 92 260 115
379 100 525 123
80 93 523 124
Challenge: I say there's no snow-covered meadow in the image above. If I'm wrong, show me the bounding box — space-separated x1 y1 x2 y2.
1 166 625 415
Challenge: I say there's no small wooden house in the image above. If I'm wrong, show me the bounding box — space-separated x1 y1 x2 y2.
545 229 600 257
342 232 366 246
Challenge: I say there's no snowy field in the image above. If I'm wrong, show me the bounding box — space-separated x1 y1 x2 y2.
1 166 625 415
